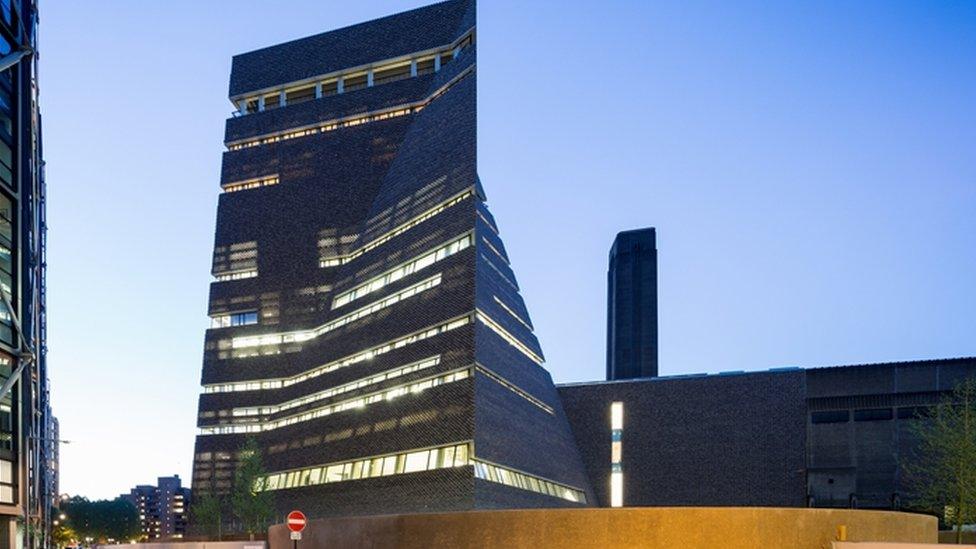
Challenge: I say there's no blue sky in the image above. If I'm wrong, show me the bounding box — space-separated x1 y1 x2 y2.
41 1 975 499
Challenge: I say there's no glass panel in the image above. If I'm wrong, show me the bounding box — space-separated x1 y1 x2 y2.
440 446 455 468
403 450 428 473
369 457 383 478
454 444 468 466
325 464 344 482
381 455 397 476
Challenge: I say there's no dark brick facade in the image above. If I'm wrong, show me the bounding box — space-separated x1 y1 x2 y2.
606 228 659 380
558 357 976 511
805 357 976 509
191 0 592 522
559 370 808 508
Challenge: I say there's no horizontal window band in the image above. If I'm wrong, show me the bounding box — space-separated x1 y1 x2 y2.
475 365 553 415
476 310 544 365
255 441 473 492
333 232 473 309
227 355 442 418
493 295 533 331
226 65 475 151
473 458 586 504
198 367 472 435
476 209 499 235
230 27 474 103
480 253 519 291
481 236 508 264
202 313 474 393
222 175 279 193
211 311 259 329
230 274 443 350
320 189 473 269
212 269 258 282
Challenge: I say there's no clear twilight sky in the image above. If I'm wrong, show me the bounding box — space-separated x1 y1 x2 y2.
41 1 974 499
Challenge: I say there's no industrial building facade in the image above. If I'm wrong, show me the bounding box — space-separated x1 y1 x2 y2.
191 0 593 520
560 357 976 511
190 0 972 524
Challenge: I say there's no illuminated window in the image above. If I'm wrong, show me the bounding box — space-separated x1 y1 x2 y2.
263 93 281 111
258 442 472 491
198 367 470 435
343 72 368 92
0 458 12 504
610 401 624 507
214 269 258 282
229 356 441 416
233 33 474 118
229 274 442 350
320 79 339 97
610 472 623 508
285 85 315 105
373 61 412 86
476 311 544 365
226 64 474 150
415 56 436 76
0 192 13 345
212 241 257 276
473 460 586 504
222 175 278 193
210 311 258 329
204 314 471 390
475 366 553 415
332 232 472 308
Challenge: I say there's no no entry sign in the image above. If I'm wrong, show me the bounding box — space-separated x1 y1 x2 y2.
287 510 307 533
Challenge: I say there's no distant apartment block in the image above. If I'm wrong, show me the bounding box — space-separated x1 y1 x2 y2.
123 476 190 540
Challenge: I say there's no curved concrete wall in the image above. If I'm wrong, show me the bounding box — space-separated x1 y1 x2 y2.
268 507 936 549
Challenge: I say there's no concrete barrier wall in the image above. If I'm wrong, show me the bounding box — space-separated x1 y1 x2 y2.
833 541 976 549
268 507 936 549
104 542 266 549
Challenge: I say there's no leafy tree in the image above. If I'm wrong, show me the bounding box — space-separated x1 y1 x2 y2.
51 522 77 549
232 437 275 540
191 491 224 541
905 378 976 544
62 496 141 543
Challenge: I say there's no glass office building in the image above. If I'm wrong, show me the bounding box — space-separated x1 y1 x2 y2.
0 0 52 547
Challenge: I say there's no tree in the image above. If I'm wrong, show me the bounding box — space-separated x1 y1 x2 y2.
232 437 276 540
191 491 224 541
51 522 77 549
904 377 976 544
62 496 141 544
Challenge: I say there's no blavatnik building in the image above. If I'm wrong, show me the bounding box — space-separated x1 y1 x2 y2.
192 0 976 523
191 0 595 518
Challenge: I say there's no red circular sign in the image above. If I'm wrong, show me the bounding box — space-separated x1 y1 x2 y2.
287 510 307 533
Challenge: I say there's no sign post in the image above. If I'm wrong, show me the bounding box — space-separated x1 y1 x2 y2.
287 510 307 548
